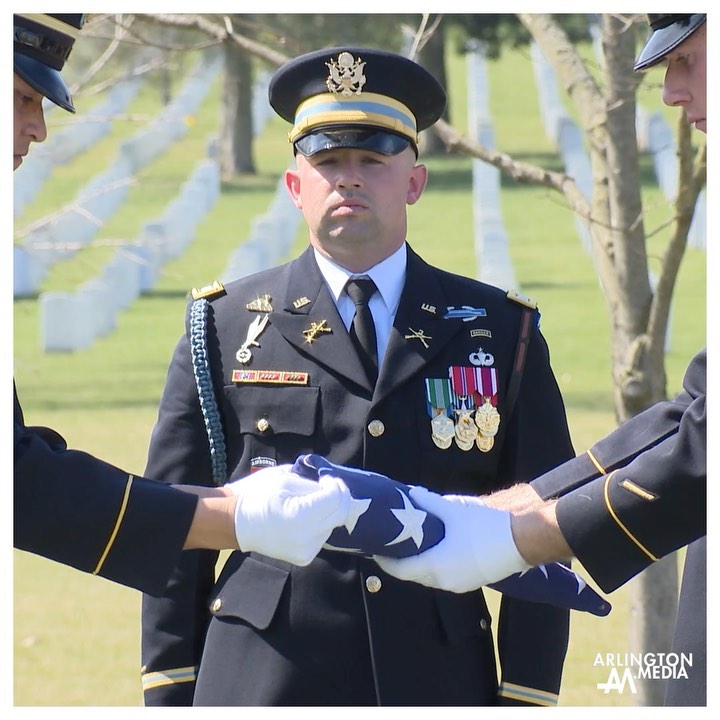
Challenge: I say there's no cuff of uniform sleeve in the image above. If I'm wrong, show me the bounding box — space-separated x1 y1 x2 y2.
555 471 656 593
531 452 602 501
498 681 559 706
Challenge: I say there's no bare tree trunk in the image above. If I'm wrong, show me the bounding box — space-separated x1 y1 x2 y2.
220 39 255 179
417 24 448 156
601 15 658 421
628 556 679 705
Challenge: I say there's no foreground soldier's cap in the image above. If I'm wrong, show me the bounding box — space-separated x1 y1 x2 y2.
14 13 86 113
269 47 446 157
634 14 707 71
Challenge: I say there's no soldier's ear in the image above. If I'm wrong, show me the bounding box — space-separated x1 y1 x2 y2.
285 167 302 209
406 163 428 206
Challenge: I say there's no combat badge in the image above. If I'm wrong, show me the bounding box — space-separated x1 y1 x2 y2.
236 314 270 364
443 306 487 322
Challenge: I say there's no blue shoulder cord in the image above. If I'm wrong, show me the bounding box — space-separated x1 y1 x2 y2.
189 298 227 485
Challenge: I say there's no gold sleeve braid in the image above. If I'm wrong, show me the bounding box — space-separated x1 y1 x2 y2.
602 471 659 562
92 474 134 575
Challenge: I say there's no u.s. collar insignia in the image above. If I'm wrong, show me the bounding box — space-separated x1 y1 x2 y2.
246 294 273 312
326 52 366 96
293 296 311 310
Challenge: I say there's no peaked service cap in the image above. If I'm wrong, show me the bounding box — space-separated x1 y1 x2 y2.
634 14 706 71
269 47 446 157
14 13 86 113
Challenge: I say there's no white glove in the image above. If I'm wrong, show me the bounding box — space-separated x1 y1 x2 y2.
374 486 531 593
226 464 351 566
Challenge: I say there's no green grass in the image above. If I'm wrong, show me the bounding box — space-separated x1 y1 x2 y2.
13 41 705 707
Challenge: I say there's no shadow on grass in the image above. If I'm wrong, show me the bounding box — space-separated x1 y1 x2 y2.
221 173 282 195
426 149 661 193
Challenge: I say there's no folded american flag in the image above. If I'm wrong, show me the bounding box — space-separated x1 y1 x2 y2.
292 454 445 557
490 564 611 617
293 454 611 617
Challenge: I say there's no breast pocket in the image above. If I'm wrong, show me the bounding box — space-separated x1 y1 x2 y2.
221 384 320 474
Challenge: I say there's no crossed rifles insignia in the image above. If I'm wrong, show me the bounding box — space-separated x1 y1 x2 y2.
303 319 332 344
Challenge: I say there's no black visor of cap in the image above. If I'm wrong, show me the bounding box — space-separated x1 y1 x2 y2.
294 129 414 157
14 52 75 112
634 14 706 71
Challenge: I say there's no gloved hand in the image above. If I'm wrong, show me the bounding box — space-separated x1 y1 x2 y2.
226 464 351 566
374 486 531 593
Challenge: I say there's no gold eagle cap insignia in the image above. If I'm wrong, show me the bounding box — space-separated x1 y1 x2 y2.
326 52 366 96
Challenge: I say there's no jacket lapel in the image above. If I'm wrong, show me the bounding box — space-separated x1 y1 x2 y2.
270 249 374 392
374 248 465 404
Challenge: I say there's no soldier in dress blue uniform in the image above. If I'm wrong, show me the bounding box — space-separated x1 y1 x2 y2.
14 14 346 597
140 46 575 706
377 14 707 706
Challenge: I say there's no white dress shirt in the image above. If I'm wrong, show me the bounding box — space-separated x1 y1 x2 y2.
313 244 407 369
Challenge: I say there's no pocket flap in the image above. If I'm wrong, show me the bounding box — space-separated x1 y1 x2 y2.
210 555 289 630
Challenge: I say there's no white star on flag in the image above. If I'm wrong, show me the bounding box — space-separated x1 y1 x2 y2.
343 495 372 534
385 488 427 548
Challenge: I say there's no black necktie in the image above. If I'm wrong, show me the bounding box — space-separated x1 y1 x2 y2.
346 277 378 384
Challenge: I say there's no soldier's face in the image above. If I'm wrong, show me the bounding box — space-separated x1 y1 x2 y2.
285 145 427 272
14 73 47 170
662 24 707 133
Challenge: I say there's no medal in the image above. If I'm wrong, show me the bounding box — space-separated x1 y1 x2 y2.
454 404 478 445
476 435 495 453
425 378 454 450
475 396 501 437
431 411 455 445
432 431 453 450
449 366 479 446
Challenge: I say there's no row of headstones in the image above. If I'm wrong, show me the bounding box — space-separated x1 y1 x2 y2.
39 154 221 352
14 52 224 299
529 41 594 255
14 77 142 217
218 68 301 283
465 41 518 293
36 65 281 351
220 169 302 284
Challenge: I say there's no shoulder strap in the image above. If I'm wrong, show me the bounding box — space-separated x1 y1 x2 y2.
504 307 535 419
189 297 227 485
